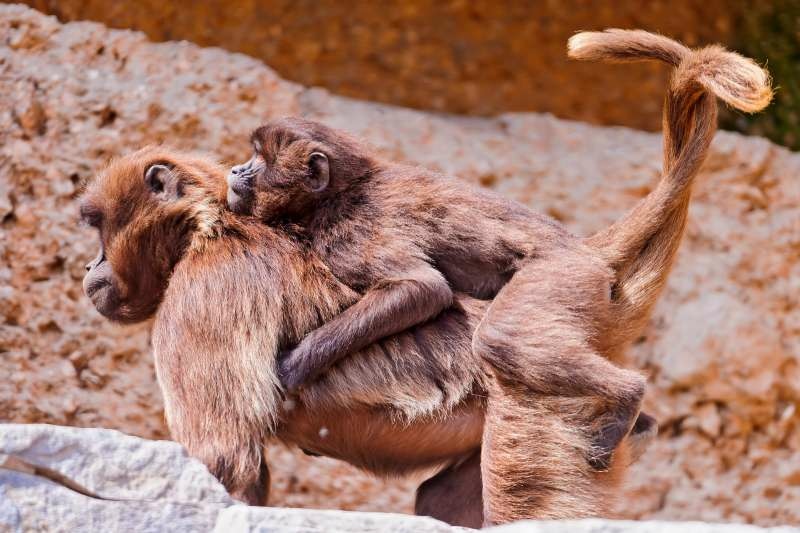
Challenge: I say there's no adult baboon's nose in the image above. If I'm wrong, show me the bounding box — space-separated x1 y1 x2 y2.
230 163 248 175
86 250 104 271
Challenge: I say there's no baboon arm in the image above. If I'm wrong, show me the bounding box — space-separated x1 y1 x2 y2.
278 263 453 390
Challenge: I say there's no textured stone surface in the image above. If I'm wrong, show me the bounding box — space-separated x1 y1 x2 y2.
491 521 798 533
16 0 738 129
1 425 795 533
0 424 231 532
213 506 464 533
1 5 799 526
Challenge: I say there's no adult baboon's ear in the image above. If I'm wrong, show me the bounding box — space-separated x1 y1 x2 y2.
307 152 330 193
145 163 183 201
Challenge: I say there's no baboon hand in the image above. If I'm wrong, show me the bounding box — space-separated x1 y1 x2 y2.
277 344 316 392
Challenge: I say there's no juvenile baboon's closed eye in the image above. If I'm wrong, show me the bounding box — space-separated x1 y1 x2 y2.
308 152 329 192
145 163 183 200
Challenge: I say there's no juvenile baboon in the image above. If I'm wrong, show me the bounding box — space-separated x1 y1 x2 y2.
232 116 650 470
226 31 770 476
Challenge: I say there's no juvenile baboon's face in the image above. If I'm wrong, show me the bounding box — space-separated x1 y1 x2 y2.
80 147 224 323
226 117 373 223
227 122 330 222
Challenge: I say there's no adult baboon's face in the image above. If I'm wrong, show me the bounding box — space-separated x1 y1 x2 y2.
81 147 224 323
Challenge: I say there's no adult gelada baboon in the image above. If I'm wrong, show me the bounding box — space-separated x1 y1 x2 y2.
81 30 769 526
81 146 644 526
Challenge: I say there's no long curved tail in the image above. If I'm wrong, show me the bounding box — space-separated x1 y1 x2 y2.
568 29 772 357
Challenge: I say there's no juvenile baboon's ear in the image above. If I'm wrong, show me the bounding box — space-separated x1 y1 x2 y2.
307 152 329 192
145 163 183 201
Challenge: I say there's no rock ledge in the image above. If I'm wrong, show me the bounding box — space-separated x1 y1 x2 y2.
1 425 796 533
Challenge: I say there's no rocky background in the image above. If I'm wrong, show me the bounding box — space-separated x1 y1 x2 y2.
10 0 800 152
1 4 799 527
11 0 738 129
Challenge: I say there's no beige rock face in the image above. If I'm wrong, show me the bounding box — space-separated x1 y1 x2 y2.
1 5 798 526
19 0 737 129
0 424 232 532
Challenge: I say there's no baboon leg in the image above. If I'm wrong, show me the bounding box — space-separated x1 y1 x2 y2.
480 378 613 525
415 450 483 528
473 249 646 470
225 455 271 506
416 410 656 527
626 412 658 465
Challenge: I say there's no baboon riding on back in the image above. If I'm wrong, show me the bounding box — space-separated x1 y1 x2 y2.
81 30 770 527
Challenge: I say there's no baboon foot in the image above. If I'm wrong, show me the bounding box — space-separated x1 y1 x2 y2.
588 402 643 471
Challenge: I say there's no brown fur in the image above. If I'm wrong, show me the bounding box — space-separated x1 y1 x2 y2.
81 147 644 524
415 450 483 527
79 29 770 527
473 30 770 522
568 29 772 359
415 409 656 528
223 29 770 523
232 121 647 473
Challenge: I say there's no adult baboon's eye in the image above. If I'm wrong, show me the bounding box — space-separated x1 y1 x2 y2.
79 204 103 228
